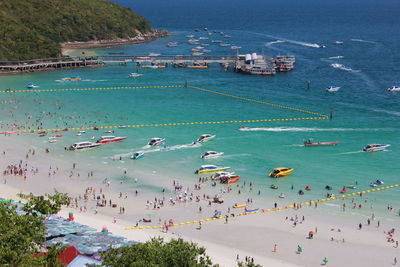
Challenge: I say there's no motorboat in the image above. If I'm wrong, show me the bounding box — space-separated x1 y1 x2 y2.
219 43 230 47
78 130 86 134
27 83 37 88
129 73 143 78
369 182 377 187
333 41 344 45
186 35 195 38
363 144 390 152
375 179 384 185
279 193 285 198
68 142 101 151
49 139 57 143
148 53 160 57
219 175 240 184
388 86 400 92
211 171 235 180
197 134 216 143
317 43 326 48
269 167 293 178
62 77 81 82
195 165 230 174
270 184 278 190
201 151 224 159
304 138 340 146
131 151 144 160
76 133 82 136
166 41 179 47
104 130 112 133
239 126 250 131
147 137 165 147
199 37 208 40
347 184 357 189
230 46 241 50
97 136 127 144
326 86 340 92
211 40 222 43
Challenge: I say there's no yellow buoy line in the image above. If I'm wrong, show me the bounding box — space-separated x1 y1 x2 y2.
124 184 399 230
0 85 182 93
3 84 328 134
16 116 327 134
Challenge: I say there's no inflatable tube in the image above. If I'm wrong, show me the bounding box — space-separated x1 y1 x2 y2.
245 208 259 212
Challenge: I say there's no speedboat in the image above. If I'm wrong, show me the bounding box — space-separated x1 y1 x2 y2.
369 182 377 187
387 86 400 92
317 43 326 48
97 136 127 144
279 193 285 198
68 142 101 151
230 46 242 50
49 139 57 143
147 137 165 146
219 175 240 184
363 144 390 152
239 126 250 131
333 41 344 45
326 86 340 92
304 139 340 146
129 73 143 78
195 165 230 174
197 134 216 143
347 184 357 189
269 167 293 178
62 77 81 82
201 151 224 159
78 130 86 134
27 83 36 88
211 171 235 180
131 151 144 160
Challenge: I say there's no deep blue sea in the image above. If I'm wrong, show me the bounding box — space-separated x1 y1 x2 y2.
1 0 399 212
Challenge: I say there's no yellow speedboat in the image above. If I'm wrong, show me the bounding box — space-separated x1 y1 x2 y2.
195 165 230 174
269 167 293 178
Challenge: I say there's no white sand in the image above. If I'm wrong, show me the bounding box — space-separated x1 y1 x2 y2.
0 140 399 267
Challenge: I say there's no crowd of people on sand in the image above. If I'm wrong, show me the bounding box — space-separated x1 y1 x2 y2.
1 137 399 266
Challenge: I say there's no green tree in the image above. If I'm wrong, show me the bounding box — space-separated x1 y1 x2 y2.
0 191 69 266
100 237 216 267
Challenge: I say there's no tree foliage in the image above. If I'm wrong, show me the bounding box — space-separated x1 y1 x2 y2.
0 191 69 266
0 0 151 60
100 237 216 267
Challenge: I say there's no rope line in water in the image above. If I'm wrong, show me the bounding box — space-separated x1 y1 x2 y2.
124 184 399 230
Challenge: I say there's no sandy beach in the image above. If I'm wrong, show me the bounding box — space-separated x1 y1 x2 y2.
1 137 399 267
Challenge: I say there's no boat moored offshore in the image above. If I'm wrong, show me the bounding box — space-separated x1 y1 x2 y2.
304 139 340 146
388 86 400 92
97 136 127 144
195 165 230 174
68 142 101 151
269 167 293 178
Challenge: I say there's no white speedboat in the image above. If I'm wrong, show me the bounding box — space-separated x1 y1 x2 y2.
147 137 165 146
388 86 400 92
201 151 224 159
333 41 344 45
363 144 390 152
230 46 242 50
131 151 144 160
68 142 101 151
129 73 143 78
78 130 86 134
279 193 285 198
197 134 216 143
211 171 235 180
195 165 230 174
326 86 341 92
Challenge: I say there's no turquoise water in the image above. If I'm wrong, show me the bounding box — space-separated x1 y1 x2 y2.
1 0 399 212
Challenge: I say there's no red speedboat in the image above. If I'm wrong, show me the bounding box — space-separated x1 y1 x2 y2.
304 139 340 146
97 136 127 144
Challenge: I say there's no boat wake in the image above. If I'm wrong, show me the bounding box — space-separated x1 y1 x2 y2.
337 151 364 155
114 142 202 159
265 40 285 46
350 38 376 44
327 56 344 59
330 63 360 73
239 127 391 132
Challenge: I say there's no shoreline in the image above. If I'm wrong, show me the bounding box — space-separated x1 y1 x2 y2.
0 134 399 267
61 29 169 51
